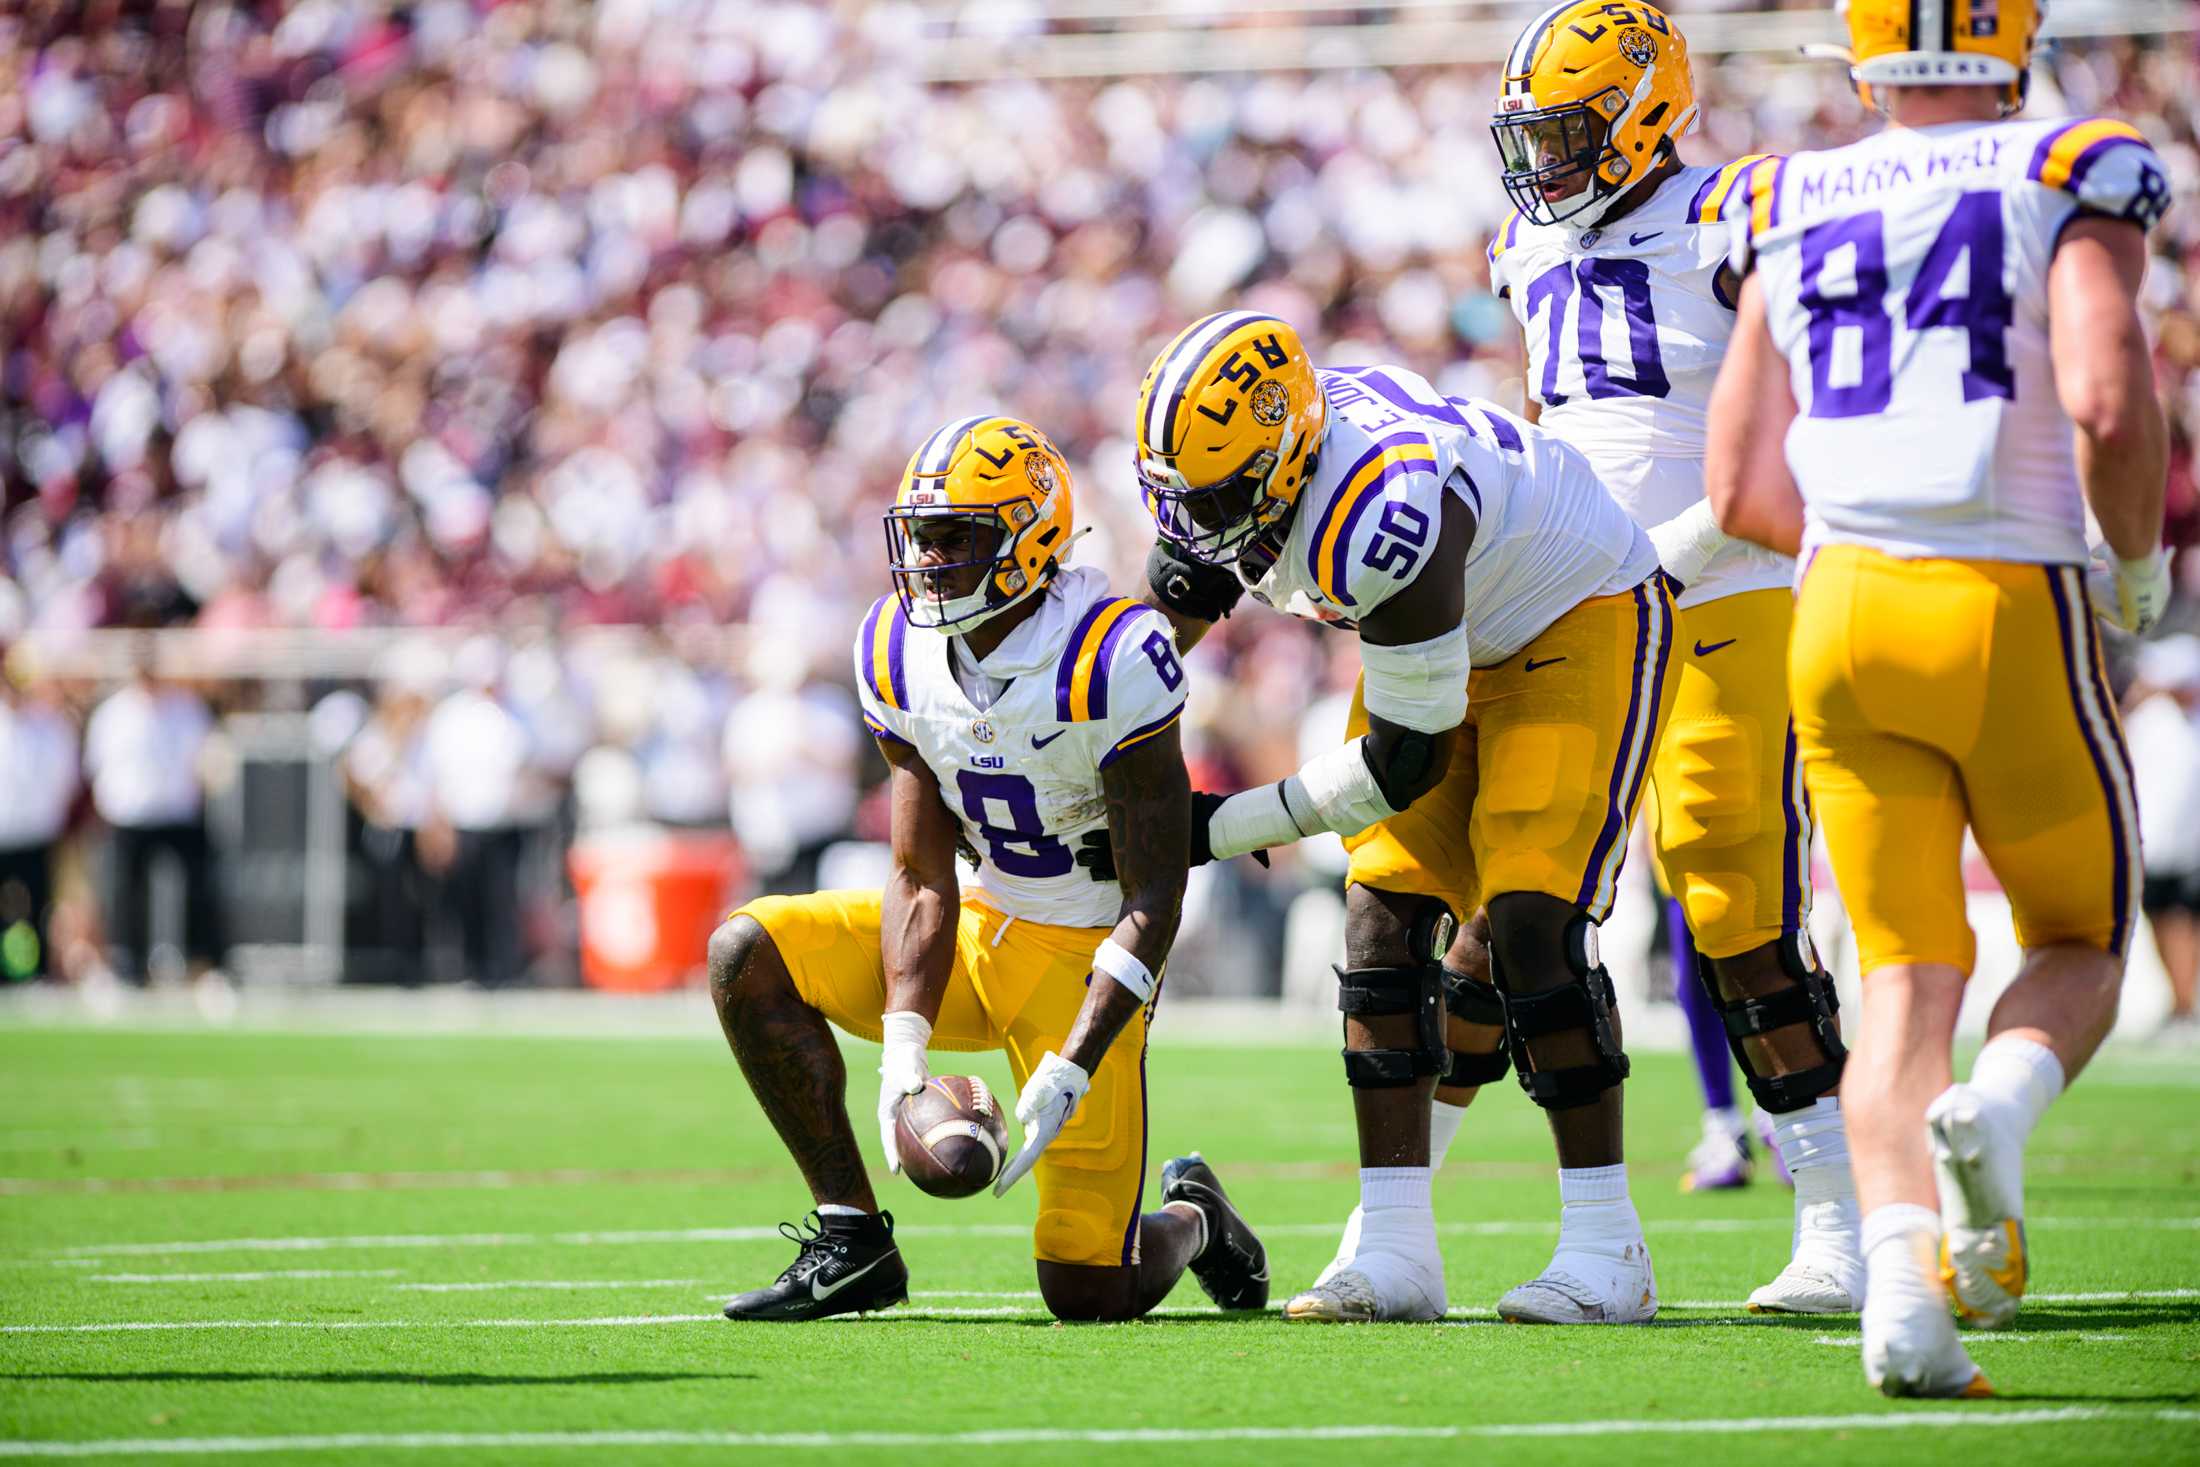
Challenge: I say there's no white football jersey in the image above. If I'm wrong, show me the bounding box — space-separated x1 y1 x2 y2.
854 566 1186 929
1735 116 2170 565
1489 157 1793 608
1241 364 1657 669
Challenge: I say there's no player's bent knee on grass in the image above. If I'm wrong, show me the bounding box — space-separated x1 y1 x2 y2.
1036 1262 1141 1323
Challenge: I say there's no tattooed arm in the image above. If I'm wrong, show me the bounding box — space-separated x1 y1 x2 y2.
1060 721 1191 1072
878 737 961 1022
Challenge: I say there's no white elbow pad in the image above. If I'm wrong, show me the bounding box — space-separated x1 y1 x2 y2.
1360 626 1471 734
1295 738 1403 839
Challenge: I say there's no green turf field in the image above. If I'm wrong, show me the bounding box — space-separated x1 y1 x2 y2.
1 1023 2195 1464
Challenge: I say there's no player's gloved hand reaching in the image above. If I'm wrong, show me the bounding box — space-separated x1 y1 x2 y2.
2085 543 2170 635
994 1050 1092 1195
1074 797 1270 881
876 1010 933 1176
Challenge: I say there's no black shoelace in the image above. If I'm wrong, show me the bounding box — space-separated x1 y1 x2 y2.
773 1214 849 1286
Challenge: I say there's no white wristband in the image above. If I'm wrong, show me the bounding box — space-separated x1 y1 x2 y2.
880 1009 932 1057
1646 499 1728 587
1092 939 1157 1003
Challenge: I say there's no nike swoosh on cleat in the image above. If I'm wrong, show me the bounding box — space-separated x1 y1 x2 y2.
1032 731 1066 749
1693 638 1737 656
1523 656 1567 672
1630 231 1662 246
811 1255 889 1302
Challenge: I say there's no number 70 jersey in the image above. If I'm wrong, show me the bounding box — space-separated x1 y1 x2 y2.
1735 116 2168 565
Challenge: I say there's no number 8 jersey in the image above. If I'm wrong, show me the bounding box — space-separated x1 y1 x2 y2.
1490 157 1794 608
854 565 1186 929
1733 116 2167 564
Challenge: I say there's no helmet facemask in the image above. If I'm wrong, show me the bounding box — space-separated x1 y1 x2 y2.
1493 91 1636 229
883 499 1044 633
1139 437 1298 568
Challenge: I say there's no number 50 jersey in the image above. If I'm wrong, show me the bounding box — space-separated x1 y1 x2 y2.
1733 116 2168 565
853 565 1186 929
1489 158 1793 608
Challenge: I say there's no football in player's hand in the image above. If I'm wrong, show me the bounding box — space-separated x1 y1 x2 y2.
894 1076 1009 1199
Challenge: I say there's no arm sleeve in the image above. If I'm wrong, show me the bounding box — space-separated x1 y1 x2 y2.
1096 609 1188 770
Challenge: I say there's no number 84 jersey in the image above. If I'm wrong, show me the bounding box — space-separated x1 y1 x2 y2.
853 566 1187 929
1734 117 2167 566
1489 157 1793 606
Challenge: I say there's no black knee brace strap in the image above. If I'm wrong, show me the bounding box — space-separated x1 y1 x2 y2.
1703 932 1846 1115
1337 961 1446 1088
1440 964 1511 1087
1498 920 1631 1111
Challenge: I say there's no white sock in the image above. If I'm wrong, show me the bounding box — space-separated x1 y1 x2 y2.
1969 1036 2065 1142
1770 1097 1857 1205
1360 1165 1432 1214
1861 1202 1944 1311
816 1203 867 1218
1430 1100 1469 1170
1556 1164 1640 1250
1707 1105 1746 1137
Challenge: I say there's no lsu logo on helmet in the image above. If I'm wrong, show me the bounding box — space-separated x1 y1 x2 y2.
1837 0 2042 113
885 415 1075 632
1492 0 1698 229
1135 310 1327 566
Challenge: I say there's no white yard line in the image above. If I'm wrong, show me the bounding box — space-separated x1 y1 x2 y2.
0 1306 1256 1334
43 1215 2200 1261
3 1410 2196 1457
390 1280 711 1293
1811 1334 2134 1346
85 1272 405 1284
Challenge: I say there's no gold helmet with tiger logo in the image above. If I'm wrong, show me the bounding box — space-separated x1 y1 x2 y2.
885 415 1075 633
1134 310 1328 566
1492 0 1698 229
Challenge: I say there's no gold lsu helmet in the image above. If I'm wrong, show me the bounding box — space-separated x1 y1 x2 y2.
1493 0 1698 229
885 415 1075 632
1134 310 1327 566
1838 0 2043 115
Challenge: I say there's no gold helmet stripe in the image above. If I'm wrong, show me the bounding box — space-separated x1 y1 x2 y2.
910 414 992 478
1143 310 1282 458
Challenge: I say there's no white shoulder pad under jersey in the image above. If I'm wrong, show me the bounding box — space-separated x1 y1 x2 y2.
1246 364 1656 666
1732 117 2167 565
852 567 1186 928
1488 158 1793 608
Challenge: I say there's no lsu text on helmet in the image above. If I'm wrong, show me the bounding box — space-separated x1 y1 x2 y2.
885 416 1075 633
1135 310 1327 567
1492 0 1699 230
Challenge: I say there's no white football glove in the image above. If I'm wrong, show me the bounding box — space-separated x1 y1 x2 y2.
993 1051 1091 1196
2086 544 2171 636
876 1010 932 1176
1645 499 1729 589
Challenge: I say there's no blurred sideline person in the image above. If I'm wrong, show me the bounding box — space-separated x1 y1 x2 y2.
1467 0 1863 1313
1706 0 2169 1396
2126 636 2200 1035
1139 311 1674 1325
0 670 80 981
82 646 223 983
421 639 536 988
706 417 1268 1324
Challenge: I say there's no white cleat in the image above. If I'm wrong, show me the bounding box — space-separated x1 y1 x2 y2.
1286 1245 1445 1323
1749 1196 1864 1314
1927 1084 2027 1329
1313 1205 1364 1290
1498 1239 1657 1325
1863 1284 1992 1399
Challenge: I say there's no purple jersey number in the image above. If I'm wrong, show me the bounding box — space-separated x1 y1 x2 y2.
1798 190 2012 419
1526 258 1672 404
955 770 1072 879
1361 500 1431 580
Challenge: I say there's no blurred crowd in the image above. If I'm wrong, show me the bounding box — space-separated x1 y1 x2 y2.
1 3 2198 1007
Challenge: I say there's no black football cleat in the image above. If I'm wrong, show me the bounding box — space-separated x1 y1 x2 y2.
722 1211 909 1322
1162 1153 1270 1311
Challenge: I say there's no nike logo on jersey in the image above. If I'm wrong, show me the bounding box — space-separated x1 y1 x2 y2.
1524 656 1567 672
1032 730 1066 749
1694 638 1737 657
1629 231 1662 246
812 1254 889 1302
